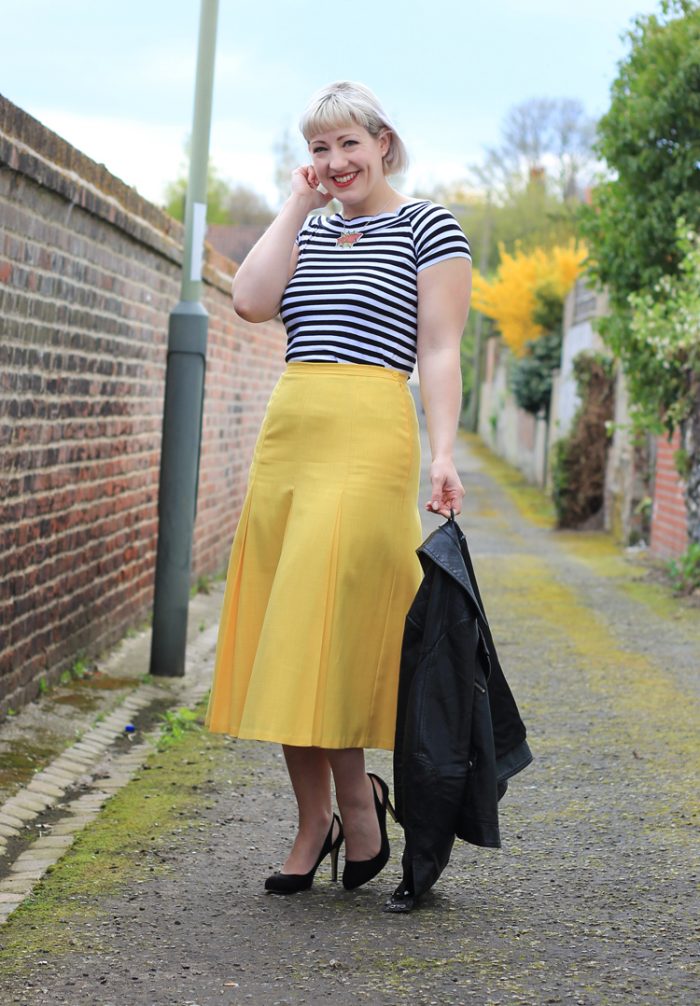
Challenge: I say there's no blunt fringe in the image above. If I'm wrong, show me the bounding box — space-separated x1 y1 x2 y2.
299 80 409 177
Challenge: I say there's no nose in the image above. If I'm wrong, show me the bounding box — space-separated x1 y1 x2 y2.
328 150 350 174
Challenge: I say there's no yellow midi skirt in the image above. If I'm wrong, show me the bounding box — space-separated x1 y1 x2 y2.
204 362 423 750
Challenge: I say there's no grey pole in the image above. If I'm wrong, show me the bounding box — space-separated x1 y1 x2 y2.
150 0 219 677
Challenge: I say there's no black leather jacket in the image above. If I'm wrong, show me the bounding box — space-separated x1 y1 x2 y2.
390 516 533 910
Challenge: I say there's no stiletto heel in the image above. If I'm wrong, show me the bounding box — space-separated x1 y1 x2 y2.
265 812 344 895
342 772 393 891
329 841 341 882
386 796 397 823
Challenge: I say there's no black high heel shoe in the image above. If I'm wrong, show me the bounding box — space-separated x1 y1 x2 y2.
342 773 397 891
264 812 344 895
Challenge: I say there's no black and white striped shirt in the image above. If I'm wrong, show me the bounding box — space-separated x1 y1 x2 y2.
280 200 471 374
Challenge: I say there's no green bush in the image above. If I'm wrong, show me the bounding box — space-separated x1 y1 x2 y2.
510 332 563 416
667 542 700 594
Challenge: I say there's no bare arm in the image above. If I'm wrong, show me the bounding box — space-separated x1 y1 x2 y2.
232 167 332 322
416 257 472 516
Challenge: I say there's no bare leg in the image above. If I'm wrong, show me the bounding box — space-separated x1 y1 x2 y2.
325 748 382 861
280 745 336 874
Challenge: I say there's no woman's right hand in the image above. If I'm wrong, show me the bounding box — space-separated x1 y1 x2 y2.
231 164 332 321
290 165 333 211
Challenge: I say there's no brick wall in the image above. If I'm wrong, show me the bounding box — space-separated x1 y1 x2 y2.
650 431 689 558
0 95 287 714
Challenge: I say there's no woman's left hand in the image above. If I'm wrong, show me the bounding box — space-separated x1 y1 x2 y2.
425 457 464 517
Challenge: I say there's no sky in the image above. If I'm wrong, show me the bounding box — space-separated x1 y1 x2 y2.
1 0 660 210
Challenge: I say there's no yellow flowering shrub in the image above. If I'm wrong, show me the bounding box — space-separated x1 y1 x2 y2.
472 242 587 355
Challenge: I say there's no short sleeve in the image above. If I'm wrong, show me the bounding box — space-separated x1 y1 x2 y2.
412 203 472 272
294 214 320 249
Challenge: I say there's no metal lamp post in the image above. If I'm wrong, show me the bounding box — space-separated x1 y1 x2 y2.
150 0 219 677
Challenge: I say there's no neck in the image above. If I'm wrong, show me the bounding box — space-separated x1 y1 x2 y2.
340 184 398 219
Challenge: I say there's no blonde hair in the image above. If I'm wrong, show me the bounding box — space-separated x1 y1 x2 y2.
299 80 409 177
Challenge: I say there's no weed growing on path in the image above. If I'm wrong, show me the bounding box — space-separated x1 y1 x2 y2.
157 706 203 750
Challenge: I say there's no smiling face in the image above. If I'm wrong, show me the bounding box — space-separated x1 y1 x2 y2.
308 123 391 209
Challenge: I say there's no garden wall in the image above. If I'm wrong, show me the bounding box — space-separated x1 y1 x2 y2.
650 431 689 558
0 94 286 714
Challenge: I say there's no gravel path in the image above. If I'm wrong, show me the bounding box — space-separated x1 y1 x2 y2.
1 427 698 1006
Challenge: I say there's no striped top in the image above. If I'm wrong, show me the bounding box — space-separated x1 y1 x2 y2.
280 200 471 373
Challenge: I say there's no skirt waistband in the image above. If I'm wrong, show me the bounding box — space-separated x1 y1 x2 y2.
284 362 409 383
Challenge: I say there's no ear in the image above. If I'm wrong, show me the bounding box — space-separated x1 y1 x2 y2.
378 128 392 158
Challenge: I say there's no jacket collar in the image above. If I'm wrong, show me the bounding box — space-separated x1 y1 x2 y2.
418 519 486 623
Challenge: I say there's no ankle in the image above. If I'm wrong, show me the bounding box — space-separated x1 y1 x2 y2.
297 809 333 838
337 775 375 817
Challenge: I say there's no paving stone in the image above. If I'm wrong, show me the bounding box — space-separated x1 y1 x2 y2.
71 741 108 755
0 804 37 823
84 729 120 742
98 775 136 790
71 790 109 803
8 870 47 883
0 877 34 893
0 823 19 839
96 772 133 784
9 793 53 813
10 850 55 865
0 892 25 904
68 799 106 813
0 814 25 832
43 821 82 836
119 751 151 764
26 779 65 799
51 758 93 775
54 749 95 763
31 835 74 850
10 861 57 877
34 766 78 784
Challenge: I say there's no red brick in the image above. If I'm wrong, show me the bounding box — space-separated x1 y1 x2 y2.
650 429 689 558
0 93 286 712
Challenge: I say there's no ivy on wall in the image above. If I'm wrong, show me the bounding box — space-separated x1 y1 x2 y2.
551 353 616 528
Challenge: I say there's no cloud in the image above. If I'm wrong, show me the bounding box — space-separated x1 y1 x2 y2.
28 107 187 205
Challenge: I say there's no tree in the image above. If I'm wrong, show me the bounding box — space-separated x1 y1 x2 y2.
579 0 700 313
510 331 563 417
163 163 236 224
162 140 274 225
224 185 276 226
472 97 596 204
510 280 572 418
578 0 700 543
471 241 586 356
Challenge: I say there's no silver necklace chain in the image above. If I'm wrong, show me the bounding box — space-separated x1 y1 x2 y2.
339 192 397 233
336 192 398 248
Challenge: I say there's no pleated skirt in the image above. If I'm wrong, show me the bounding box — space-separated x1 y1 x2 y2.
204 361 424 750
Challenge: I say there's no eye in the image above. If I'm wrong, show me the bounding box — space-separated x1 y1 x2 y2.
312 146 327 154
343 140 358 147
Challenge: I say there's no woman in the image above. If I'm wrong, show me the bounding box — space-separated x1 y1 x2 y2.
205 80 472 896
